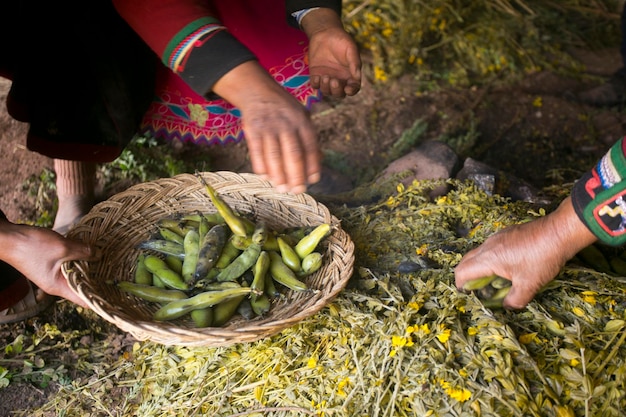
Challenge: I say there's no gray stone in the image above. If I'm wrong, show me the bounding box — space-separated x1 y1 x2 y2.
377 140 460 197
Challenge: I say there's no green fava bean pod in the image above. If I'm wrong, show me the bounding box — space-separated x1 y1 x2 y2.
215 237 242 269
144 255 189 291
190 307 214 327
212 294 246 326
196 173 249 237
134 254 153 285
268 251 308 291
154 286 251 321
118 281 188 303
194 224 228 281
299 252 323 276
251 250 269 300
181 229 200 283
294 223 331 260
277 236 301 272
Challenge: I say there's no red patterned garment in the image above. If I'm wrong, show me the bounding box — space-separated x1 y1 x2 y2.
114 0 340 145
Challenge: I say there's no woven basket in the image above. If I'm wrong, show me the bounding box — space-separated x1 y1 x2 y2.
62 172 354 347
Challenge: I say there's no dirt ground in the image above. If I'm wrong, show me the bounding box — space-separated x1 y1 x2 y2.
2 47 626 413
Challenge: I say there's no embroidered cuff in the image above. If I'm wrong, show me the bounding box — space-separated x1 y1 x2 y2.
572 137 626 246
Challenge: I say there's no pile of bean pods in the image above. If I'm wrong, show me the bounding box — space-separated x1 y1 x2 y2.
117 174 331 327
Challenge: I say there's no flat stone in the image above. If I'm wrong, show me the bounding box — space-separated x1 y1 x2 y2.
377 140 460 197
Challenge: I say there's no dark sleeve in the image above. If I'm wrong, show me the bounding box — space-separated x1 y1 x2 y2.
179 31 256 97
285 0 342 28
571 137 626 246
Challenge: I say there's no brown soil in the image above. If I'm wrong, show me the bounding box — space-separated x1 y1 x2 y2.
1 47 626 414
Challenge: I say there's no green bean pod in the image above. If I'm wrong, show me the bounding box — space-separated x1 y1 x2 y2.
181 229 200 283
154 286 251 321
299 252 323 277
277 237 301 272
212 294 246 326
461 274 497 291
251 251 269 299
216 243 262 282
294 223 331 259
196 173 248 237
159 227 185 245
118 281 188 303
134 254 153 285
264 272 280 299
190 307 214 327
268 251 308 291
158 218 188 237
144 255 189 291
165 255 184 275
194 224 228 281
138 239 186 259
214 237 242 269
250 294 271 316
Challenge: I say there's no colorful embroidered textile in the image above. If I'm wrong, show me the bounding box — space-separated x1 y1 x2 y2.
139 1 322 145
572 137 626 245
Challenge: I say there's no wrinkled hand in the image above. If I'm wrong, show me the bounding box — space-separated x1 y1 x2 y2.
213 61 321 193
454 197 596 309
302 8 362 98
1 221 94 308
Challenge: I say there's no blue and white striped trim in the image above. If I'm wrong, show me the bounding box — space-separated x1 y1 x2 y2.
291 7 320 26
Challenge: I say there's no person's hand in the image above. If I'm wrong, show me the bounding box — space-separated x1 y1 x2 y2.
1 221 94 308
454 197 597 309
301 8 362 98
212 60 321 193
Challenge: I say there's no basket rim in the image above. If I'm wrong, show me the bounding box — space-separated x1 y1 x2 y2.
62 171 355 347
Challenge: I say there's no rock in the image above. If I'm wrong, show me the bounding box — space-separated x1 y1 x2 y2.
456 158 548 204
377 140 460 197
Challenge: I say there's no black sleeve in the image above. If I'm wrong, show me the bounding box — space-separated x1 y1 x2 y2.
179 30 257 97
285 0 342 28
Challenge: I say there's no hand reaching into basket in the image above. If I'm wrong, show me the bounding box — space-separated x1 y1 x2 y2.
0 220 92 309
454 197 597 309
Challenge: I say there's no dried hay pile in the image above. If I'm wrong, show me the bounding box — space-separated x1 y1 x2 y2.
30 179 626 416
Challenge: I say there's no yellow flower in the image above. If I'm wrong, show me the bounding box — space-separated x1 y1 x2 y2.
337 377 351 396
518 332 537 344
416 244 428 256
307 356 317 368
468 327 478 336
532 96 543 108
436 326 451 343
374 66 388 82
446 387 471 402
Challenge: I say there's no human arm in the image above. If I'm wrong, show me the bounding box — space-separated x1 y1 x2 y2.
456 137 626 308
454 197 597 309
0 219 93 308
299 7 362 98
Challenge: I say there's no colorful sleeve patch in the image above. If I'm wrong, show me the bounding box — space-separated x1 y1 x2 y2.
163 17 225 73
572 137 626 246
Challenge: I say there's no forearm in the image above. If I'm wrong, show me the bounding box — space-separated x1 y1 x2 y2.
547 197 597 262
299 7 344 38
